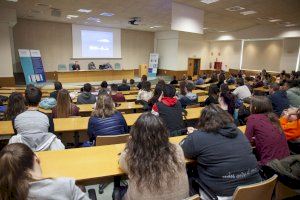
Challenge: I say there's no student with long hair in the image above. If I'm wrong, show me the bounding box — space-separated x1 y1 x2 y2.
181 104 261 198
52 89 79 118
219 84 235 115
0 143 89 199
148 84 163 108
4 92 26 120
176 81 187 99
87 94 128 142
119 112 189 200
246 96 289 165
9 87 64 151
136 81 153 102
204 84 219 106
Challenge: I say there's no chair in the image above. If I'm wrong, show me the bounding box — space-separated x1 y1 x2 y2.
232 175 278 200
58 64 67 71
193 175 278 200
69 63 73 71
114 63 121 70
95 134 130 146
95 134 130 196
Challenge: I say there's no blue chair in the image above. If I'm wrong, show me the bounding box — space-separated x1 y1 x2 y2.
58 64 67 71
114 63 121 70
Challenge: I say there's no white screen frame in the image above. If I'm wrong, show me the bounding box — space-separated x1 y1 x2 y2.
72 24 121 59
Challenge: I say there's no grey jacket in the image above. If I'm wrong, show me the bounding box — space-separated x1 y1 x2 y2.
287 87 300 107
77 92 96 104
28 178 90 200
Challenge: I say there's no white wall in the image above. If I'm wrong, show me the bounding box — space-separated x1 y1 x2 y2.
154 31 179 70
0 22 14 77
279 38 300 72
209 40 242 71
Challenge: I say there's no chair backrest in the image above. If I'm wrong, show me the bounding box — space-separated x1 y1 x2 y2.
69 63 73 71
233 175 278 200
114 63 121 70
58 64 67 71
183 194 200 200
95 134 130 146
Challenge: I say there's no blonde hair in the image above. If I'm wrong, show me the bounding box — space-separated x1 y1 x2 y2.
92 94 116 118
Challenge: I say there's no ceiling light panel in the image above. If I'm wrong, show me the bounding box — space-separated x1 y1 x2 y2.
78 9 92 13
226 6 245 11
200 0 219 4
269 19 281 22
100 12 114 17
240 11 257 15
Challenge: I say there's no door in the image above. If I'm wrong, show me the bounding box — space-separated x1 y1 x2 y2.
187 58 201 76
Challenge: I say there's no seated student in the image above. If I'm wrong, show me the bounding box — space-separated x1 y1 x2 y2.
217 70 226 88
148 84 163 109
118 78 131 91
226 73 236 85
284 79 300 107
219 83 235 116
245 96 289 165
137 75 147 90
179 82 198 108
52 89 79 118
181 104 261 198
152 84 185 136
9 87 64 151
110 84 125 102
187 75 193 81
136 81 153 102
251 75 264 88
98 81 109 95
170 75 178 85
209 72 218 83
77 83 96 104
0 143 89 199
50 81 62 100
88 61 96 70
204 84 219 106
280 107 300 141
87 94 128 142
268 83 289 116
157 78 166 85
119 113 189 200
176 81 187 99
4 92 27 120
129 79 135 88
232 78 251 102
195 75 204 85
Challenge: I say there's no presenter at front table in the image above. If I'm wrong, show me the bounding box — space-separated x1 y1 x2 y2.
72 61 81 70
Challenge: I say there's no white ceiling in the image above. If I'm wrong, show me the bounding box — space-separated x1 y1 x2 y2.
0 0 299 33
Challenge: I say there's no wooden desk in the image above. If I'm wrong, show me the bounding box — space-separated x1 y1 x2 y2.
38 102 143 114
36 126 246 184
56 70 135 83
124 95 137 102
195 84 211 90
198 95 208 103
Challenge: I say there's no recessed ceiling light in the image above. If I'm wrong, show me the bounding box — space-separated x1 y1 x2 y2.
6 0 18 2
66 15 79 19
226 6 245 11
78 9 92 13
87 17 101 23
150 25 162 29
219 30 227 32
269 19 281 22
285 24 296 27
100 12 114 17
203 27 208 30
257 17 268 21
200 0 219 4
240 10 257 15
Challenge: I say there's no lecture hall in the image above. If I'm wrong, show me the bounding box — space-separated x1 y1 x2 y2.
0 0 300 199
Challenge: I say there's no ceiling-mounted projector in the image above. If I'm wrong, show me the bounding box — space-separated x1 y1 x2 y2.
128 17 141 25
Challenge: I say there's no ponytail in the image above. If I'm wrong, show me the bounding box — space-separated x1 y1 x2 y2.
0 144 34 200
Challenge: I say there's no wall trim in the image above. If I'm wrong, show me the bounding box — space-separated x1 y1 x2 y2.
0 77 15 87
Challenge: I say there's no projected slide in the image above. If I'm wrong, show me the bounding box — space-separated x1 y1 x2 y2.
81 30 113 58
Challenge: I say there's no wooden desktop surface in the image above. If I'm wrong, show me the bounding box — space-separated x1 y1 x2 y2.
0 107 203 136
37 126 246 184
38 102 143 114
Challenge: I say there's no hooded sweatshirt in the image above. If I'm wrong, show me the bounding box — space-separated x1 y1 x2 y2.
269 90 290 116
152 97 185 133
179 92 198 108
287 87 300 107
181 124 261 196
77 92 96 104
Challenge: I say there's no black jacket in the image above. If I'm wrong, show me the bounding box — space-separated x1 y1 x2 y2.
118 84 130 91
181 124 261 196
269 90 290 116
